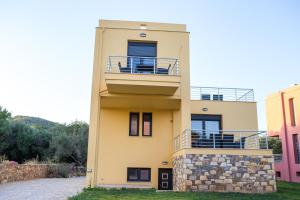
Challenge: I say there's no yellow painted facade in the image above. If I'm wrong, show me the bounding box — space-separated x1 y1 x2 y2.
86 20 266 189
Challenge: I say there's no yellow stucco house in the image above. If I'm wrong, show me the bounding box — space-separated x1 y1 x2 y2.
86 20 276 193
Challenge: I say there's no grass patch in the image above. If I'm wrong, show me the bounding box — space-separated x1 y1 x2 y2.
69 181 300 200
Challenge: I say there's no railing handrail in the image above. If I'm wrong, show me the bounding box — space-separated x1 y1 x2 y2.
107 56 179 76
190 129 266 133
174 129 269 152
191 86 254 91
108 55 178 60
190 86 255 102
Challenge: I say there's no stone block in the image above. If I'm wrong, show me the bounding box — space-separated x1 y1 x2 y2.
261 182 267 186
226 184 234 192
184 169 193 174
215 179 224 184
210 162 218 166
242 173 250 179
234 186 240 192
224 179 233 184
263 165 271 170
198 185 209 191
185 180 193 186
209 185 216 191
195 162 203 166
230 167 238 171
266 186 274 192
269 180 276 185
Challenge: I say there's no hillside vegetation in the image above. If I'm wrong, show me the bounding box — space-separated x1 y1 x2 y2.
0 106 88 166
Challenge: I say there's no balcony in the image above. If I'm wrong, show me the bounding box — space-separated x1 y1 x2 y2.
105 56 180 95
191 87 255 102
174 129 269 152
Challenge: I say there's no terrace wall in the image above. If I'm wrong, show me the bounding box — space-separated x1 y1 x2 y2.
173 151 276 193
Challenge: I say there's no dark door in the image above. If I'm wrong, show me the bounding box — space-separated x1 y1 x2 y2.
158 168 173 190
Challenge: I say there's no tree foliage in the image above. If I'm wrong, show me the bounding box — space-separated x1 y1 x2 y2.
268 137 282 154
0 106 88 166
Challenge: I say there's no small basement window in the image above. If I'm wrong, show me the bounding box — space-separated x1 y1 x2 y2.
127 168 151 182
296 172 300 177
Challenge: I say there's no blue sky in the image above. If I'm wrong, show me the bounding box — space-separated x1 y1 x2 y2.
0 0 299 129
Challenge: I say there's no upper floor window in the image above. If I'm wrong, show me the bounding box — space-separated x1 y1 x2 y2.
142 113 152 136
289 98 296 126
129 112 139 136
128 41 157 58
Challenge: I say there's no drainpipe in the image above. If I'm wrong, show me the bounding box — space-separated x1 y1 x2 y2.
281 92 292 182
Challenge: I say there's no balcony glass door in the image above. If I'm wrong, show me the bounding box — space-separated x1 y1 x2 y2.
191 115 221 147
127 42 157 73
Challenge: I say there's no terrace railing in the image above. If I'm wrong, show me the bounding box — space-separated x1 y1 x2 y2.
107 56 179 75
174 129 269 152
191 87 255 102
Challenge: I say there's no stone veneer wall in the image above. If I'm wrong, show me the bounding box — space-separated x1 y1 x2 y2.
173 154 276 193
0 162 48 184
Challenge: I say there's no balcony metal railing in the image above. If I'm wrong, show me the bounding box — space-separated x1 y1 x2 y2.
191 87 255 102
174 129 269 152
274 154 283 162
106 56 179 75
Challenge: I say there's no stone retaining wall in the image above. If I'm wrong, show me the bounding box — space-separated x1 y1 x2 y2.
173 154 276 193
0 162 48 184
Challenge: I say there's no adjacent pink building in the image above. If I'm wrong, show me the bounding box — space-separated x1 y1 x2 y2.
266 84 300 182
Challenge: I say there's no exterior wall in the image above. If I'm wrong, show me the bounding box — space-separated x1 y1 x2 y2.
96 108 173 188
190 101 258 131
87 20 191 187
266 84 300 183
173 149 276 193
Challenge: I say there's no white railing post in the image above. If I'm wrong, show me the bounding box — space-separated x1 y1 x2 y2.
240 133 242 149
153 58 156 74
213 134 216 148
265 134 269 149
130 57 133 74
235 88 238 102
176 60 179 75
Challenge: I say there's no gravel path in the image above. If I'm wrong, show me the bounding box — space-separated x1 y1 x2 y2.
0 177 85 200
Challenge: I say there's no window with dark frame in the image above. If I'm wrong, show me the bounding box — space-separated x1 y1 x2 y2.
293 134 300 164
127 168 151 182
142 113 152 136
289 98 296 127
129 112 139 136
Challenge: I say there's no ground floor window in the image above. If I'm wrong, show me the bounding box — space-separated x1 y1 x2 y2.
127 168 151 182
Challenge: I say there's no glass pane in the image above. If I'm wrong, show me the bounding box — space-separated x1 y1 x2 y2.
128 42 156 57
143 113 152 136
191 120 203 135
140 169 150 181
205 121 220 139
130 113 138 136
128 169 138 180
